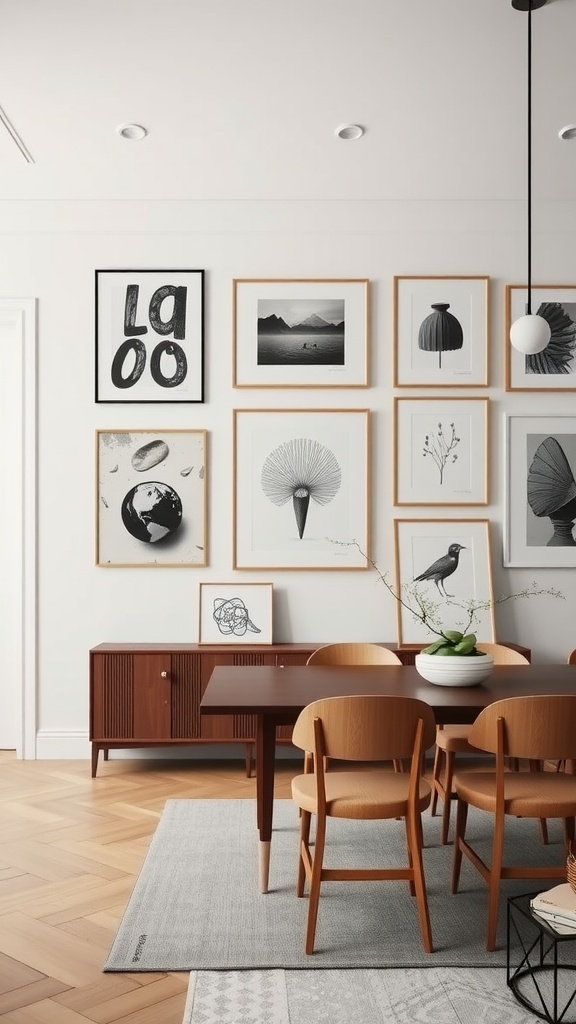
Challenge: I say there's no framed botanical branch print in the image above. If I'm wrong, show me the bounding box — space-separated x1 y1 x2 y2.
393 518 495 646
393 397 489 506
504 415 576 567
233 408 370 569
233 278 369 388
95 269 204 402
96 429 207 566
198 582 273 644
505 285 576 391
393 276 489 387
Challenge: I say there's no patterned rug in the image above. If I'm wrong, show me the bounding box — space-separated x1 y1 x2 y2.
104 798 569 971
182 968 545 1024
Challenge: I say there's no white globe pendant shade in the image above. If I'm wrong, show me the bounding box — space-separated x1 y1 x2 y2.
509 313 551 354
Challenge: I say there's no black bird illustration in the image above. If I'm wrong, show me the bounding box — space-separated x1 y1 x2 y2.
413 543 466 598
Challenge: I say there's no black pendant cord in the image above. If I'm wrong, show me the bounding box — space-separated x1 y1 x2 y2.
526 2 533 314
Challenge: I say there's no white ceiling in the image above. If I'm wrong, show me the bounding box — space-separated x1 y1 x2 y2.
0 0 574 202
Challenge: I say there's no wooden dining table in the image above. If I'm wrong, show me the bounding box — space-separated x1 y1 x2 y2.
199 662 576 891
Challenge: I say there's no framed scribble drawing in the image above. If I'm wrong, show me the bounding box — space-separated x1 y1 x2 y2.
393 518 495 646
393 276 489 387
505 285 576 391
393 396 489 505
95 269 204 402
233 278 369 388
504 415 576 567
96 429 207 566
198 582 273 644
233 408 370 570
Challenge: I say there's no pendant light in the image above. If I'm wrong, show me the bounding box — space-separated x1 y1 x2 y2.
509 0 551 355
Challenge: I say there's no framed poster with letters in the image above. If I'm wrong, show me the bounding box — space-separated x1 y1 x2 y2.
95 269 204 402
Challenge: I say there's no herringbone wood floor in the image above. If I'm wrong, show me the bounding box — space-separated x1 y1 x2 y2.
0 749 296 1023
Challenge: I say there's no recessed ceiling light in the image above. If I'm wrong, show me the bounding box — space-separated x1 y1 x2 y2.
334 124 364 141
117 123 148 141
559 125 576 140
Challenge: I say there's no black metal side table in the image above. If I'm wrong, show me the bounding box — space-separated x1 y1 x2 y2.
508 892 576 1024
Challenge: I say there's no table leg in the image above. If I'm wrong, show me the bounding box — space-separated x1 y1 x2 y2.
256 714 276 893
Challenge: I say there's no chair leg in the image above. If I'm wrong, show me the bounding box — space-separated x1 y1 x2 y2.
564 816 575 847
305 813 327 955
430 743 442 817
451 798 468 894
441 751 456 845
486 811 505 952
297 810 311 896
406 809 433 953
404 817 416 896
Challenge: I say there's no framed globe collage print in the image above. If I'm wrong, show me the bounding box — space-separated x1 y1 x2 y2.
96 429 207 566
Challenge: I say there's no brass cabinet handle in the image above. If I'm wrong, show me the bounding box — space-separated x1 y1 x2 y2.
161 670 168 678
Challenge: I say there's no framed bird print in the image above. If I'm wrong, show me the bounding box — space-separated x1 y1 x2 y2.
504 415 576 567
505 286 576 391
233 408 370 569
393 518 495 646
393 276 489 387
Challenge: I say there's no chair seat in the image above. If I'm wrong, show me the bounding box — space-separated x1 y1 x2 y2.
454 770 576 817
292 770 432 819
435 725 479 754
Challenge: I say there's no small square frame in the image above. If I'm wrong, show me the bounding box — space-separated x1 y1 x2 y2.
393 396 489 506
198 582 273 644
393 518 495 647
233 408 370 570
393 275 489 387
95 269 204 402
96 429 207 566
505 285 576 391
504 414 576 567
233 278 369 388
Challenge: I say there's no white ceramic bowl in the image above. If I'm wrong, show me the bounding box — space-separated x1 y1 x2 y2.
415 652 494 687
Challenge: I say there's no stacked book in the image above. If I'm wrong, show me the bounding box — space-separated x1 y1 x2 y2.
531 884 576 934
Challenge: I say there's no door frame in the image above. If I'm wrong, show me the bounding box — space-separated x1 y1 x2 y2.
0 299 37 757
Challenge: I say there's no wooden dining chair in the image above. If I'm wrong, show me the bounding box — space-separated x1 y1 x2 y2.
306 642 402 666
568 649 576 665
291 693 437 954
430 643 529 845
451 693 576 951
306 643 404 771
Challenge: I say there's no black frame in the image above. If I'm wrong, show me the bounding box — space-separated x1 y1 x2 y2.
95 268 205 403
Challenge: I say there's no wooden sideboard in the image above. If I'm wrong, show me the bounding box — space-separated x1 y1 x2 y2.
89 641 531 776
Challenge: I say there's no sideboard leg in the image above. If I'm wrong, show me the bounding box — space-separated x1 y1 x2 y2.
91 744 100 778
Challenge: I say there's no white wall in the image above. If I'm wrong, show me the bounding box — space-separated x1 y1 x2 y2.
1 196 575 757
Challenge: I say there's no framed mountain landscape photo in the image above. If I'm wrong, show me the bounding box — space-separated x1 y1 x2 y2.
393 276 489 387
233 278 369 388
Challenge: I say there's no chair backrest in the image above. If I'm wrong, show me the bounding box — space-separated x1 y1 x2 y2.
292 694 436 762
474 643 529 665
468 694 576 761
568 649 576 665
306 643 402 666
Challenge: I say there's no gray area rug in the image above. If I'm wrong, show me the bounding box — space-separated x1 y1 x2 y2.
104 798 567 971
182 969 545 1024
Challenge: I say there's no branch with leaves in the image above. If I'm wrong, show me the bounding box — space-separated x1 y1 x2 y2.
330 538 564 655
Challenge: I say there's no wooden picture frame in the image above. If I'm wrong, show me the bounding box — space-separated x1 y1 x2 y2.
96 429 207 566
198 582 273 644
505 285 576 391
393 275 489 387
504 414 576 567
393 396 489 506
95 269 204 402
233 408 370 569
233 278 369 388
393 518 495 647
